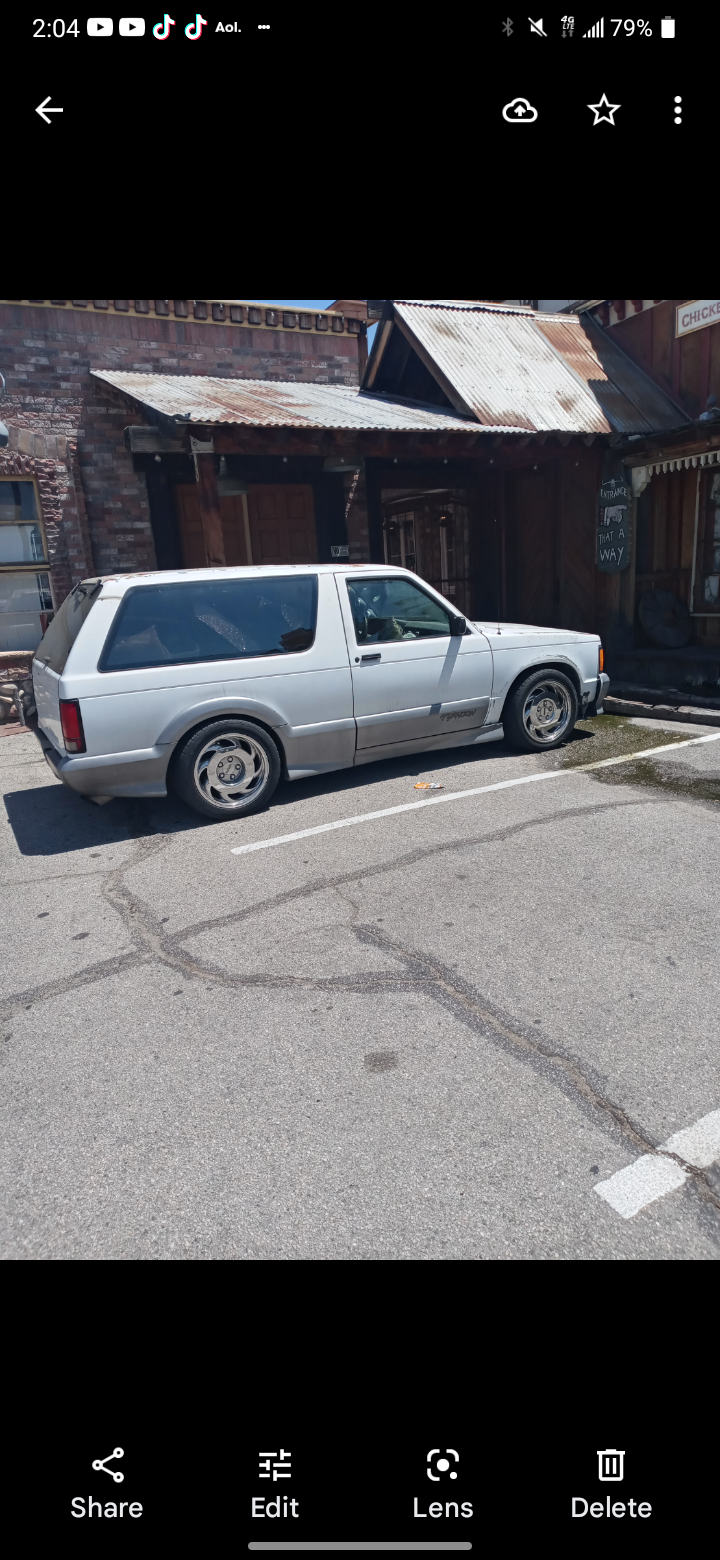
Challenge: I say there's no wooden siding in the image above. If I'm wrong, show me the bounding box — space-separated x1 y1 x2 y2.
605 301 720 419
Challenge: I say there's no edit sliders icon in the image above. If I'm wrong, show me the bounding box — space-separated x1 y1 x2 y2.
502 97 538 122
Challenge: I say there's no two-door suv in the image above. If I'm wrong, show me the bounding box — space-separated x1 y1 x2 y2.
32 564 609 820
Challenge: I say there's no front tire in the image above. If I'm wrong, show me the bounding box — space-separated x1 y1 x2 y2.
503 669 578 752
169 719 281 820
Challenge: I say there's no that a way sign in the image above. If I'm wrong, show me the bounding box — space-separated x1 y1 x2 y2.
597 455 631 572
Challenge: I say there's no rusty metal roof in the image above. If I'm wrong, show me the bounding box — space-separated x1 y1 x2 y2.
91 370 527 433
389 302 687 434
92 301 687 440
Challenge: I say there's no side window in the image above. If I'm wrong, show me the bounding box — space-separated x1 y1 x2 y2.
346 577 451 643
99 576 318 671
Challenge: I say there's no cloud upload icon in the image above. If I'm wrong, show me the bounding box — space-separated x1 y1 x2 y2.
502 97 538 122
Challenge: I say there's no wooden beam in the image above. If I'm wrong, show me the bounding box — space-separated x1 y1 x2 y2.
195 454 226 566
125 425 186 454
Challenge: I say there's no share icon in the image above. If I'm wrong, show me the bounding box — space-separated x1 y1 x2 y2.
92 1447 125 1483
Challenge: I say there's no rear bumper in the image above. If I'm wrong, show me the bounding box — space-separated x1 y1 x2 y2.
33 724 170 797
584 673 611 717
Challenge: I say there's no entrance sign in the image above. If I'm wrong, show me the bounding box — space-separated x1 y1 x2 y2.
597 455 631 572
676 300 720 338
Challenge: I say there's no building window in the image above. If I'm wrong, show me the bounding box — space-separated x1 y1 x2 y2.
692 469 720 613
0 478 53 651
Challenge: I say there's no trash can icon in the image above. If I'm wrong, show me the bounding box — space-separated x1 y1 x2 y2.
597 1449 625 1482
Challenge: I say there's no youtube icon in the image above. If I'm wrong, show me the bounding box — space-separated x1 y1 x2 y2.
86 17 113 34
119 17 146 34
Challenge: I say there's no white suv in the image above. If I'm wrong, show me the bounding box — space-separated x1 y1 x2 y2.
32 565 608 821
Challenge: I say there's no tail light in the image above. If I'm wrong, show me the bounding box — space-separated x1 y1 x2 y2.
599 646 604 672
59 699 86 753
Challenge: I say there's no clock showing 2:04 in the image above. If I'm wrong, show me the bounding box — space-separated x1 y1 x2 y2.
33 18 80 35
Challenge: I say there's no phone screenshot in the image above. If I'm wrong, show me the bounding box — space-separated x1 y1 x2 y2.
1 3 719 1325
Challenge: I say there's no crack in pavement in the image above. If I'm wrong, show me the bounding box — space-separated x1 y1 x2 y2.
166 797 654 946
3 790 718 1223
352 923 720 1217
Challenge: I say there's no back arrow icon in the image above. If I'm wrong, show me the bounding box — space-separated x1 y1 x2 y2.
36 96 63 124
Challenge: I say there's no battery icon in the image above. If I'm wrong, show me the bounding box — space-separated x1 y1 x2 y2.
661 16 676 36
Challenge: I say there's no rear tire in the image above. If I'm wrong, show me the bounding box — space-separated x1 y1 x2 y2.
169 718 281 821
503 669 578 752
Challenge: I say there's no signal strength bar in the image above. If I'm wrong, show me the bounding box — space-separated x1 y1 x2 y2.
584 16 604 35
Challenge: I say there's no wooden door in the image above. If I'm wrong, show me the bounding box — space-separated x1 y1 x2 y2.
174 485 207 569
173 486 252 568
247 485 318 565
505 467 556 626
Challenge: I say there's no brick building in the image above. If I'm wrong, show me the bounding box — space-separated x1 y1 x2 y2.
80 300 689 672
4 297 717 704
0 299 367 650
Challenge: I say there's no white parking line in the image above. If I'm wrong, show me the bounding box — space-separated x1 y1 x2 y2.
594 1108 720 1219
231 732 720 857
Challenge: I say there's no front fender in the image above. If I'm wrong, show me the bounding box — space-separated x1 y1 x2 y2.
493 653 585 704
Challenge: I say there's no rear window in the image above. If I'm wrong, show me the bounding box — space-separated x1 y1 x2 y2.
34 578 104 674
98 576 318 672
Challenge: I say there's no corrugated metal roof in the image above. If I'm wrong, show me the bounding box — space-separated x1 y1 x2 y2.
90 371 527 434
93 303 688 440
392 302 687 434
536 315 687 434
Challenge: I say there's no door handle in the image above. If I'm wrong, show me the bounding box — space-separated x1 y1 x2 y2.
360 653 382 662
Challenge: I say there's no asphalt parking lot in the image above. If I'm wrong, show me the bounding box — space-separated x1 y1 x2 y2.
2 712 719 1260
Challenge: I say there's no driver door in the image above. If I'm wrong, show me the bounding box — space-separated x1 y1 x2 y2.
339 574 493 751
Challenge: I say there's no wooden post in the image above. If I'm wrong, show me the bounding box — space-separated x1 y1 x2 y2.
195 454 226 566
241 491 253 566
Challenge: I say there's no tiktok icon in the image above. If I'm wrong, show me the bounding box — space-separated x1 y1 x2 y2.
152 13 175 38
185 13 207 37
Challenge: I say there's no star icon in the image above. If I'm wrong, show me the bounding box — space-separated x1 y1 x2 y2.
588 92 621 125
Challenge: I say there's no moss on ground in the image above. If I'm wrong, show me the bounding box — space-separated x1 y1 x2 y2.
558 714 720 806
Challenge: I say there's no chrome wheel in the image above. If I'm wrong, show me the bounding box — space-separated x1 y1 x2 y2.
193 732 270 810
521 680 572 744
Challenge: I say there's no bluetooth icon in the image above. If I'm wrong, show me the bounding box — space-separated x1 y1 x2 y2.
502 16 514 34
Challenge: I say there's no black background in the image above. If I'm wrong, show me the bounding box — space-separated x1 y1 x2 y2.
16 11 705 152
15 1288 713 1558
7 8 717 277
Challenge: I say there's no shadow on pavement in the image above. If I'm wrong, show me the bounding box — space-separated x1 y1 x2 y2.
2 782 211 856
3 723 601 856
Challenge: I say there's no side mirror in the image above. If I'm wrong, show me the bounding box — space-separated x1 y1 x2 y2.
450 615 466 636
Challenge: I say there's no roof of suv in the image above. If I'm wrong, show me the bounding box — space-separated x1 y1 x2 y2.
95 564 412 594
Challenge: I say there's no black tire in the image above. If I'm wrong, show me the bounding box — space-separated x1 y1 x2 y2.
169 718 281 821
503 669 578 753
